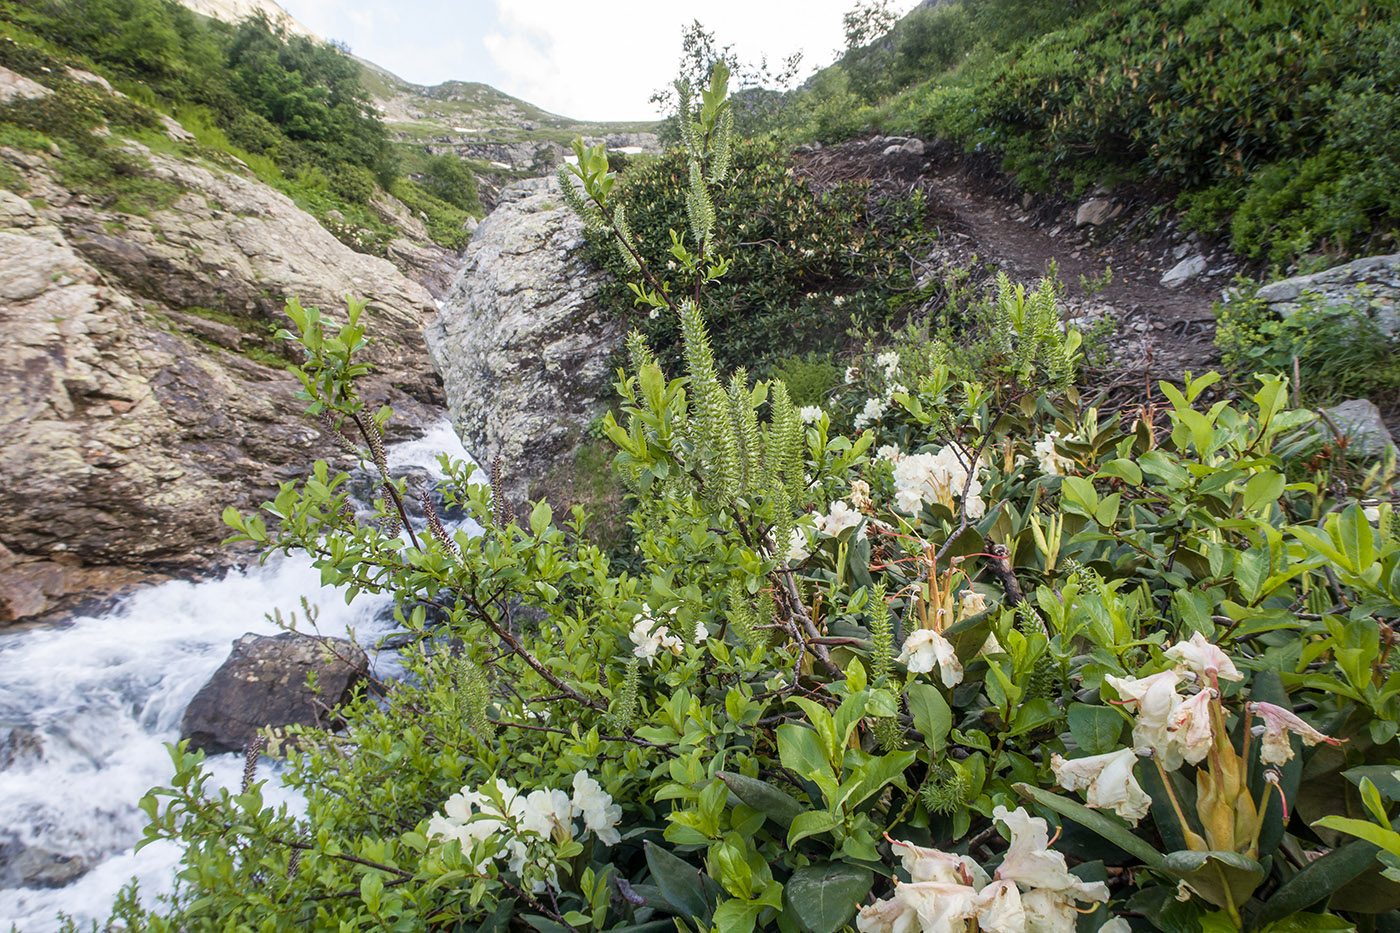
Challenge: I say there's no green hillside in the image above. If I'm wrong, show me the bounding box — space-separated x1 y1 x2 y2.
783 0 1399 271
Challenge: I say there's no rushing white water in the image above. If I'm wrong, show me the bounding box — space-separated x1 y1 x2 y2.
0 421 475 931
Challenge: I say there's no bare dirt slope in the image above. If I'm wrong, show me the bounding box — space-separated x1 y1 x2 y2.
795 137 1235 381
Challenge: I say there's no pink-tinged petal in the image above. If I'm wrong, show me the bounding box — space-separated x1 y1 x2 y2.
1248 701 1342 766
1164 632 1243 683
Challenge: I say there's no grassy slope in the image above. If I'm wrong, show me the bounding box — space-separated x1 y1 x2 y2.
357 57 657 150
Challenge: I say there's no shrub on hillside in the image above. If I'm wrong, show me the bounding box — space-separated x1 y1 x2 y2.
844 0 1400 267
583 135 931 376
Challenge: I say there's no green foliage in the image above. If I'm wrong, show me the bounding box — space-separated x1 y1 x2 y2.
0 0 472 251
413 152 482 215
812 0 1400 266
110 62 1400 933
770 352 839 408
584 135 929 374
1216 284 1400 407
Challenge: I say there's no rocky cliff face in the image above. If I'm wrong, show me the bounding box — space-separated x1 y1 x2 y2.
425 175 619 512
0 131 445 623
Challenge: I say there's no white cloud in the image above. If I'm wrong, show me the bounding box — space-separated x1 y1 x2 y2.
486 0 921 121
281 0 921 121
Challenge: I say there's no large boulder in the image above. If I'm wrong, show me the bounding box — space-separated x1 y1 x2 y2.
1256 253 1400 336
0 129 446 622
425 175 619 511
1318 398 1398 460
0 836 86 889
180 632 369 755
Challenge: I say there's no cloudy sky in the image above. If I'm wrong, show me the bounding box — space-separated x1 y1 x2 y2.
278 0 921 122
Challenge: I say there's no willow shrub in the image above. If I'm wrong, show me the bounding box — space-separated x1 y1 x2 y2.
119 66 1400 933
581 135 931 378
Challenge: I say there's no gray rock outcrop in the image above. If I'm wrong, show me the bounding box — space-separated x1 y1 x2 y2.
425 175 619 510
1256 253 1400 336
0 130 445 622
0 836 86 889
180 632 369 755
1319 399 1398 460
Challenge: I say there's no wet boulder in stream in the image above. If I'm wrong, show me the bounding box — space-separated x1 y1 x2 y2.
180 632 369 755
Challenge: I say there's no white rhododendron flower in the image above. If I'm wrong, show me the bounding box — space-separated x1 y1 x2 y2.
856 893 920 933
1033 432 1075 476
1248 701 1342 766
890 839 988 887
899 628 963 687
854 396 886 429
1104 670 1186 766
785 526 813 564
428 772 624 880
521 788 573 839
845 365 860 384
1165 632 1243 684
1051 747 1153 824
1100 920 1132 933
1363 504 1382 522
863 814 1105 933
571 770 623 846
629 612 684 665
957 589 988 622
1168 687 1215 766
887 382 909 399
693 619 707 644
877 351 900 375
876 443 904 463
800 405 824 424
993 806 1109 917
851 479 874 513
974 880 1026 933
892 447 985 518
815 500 864 537
895 882 981 933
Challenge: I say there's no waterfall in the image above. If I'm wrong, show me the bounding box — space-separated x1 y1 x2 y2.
0 420 475 930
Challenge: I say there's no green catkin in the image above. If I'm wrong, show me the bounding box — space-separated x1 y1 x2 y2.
708 107 734 183
677 80 700 158
557 164 605 232
921 760 974 815
686 160 716 250
727 369 762 494
1016 598 1048 636
728 580 761 648
767 382 805 501
1026 653 1063 702
609 657 641 731
613 202 641 271
868 584 904 751
868 584 894 683
873 716 904 753
458 658 496 742
679 300 741 497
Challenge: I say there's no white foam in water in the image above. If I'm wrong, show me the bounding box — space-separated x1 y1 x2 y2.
0 421 475 931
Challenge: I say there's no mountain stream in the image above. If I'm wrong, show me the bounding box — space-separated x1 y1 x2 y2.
0 421 475 930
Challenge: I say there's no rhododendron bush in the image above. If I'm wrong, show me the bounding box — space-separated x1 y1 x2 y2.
124 67 1400 933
